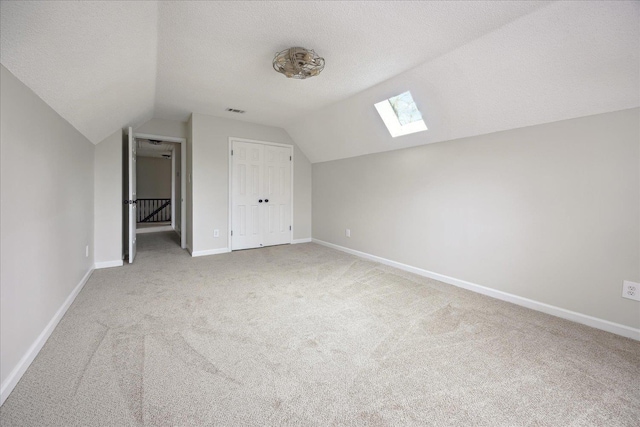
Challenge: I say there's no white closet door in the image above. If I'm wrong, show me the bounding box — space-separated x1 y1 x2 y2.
231 141 264 250
263 145 292 247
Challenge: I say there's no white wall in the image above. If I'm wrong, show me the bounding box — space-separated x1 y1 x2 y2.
190 113 312 253
0 65 95 398
137 156 171 199
135 118 187 139
94 130 122 265
312 108 640 330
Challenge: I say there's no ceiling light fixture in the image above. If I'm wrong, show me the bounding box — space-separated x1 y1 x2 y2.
273 47 325 79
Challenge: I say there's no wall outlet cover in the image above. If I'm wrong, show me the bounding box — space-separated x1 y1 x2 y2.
214 229 220 238
345 229 351 238
622 280 640 301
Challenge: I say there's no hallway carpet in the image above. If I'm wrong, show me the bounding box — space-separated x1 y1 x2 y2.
1 232 639 426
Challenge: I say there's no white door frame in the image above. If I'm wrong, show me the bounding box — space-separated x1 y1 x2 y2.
134 133 187 249
171 145 176 232
228 137 294 251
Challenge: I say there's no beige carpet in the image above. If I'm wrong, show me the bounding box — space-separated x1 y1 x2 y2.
1 232 639 426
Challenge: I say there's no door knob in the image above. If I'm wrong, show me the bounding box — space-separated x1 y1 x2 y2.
258 199 263 203
265 199 269 203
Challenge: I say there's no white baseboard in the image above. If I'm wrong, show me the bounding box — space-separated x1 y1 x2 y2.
0 267 95 406
136 225 173 234
292 238 312 244
94 260 123 269
312 239 640 341
191 247 230 257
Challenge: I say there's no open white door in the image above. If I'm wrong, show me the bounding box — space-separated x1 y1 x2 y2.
128 127 137 263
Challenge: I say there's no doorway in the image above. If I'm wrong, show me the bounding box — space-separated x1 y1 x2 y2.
123 130 187 263
136 139 175 233
229 138 293 250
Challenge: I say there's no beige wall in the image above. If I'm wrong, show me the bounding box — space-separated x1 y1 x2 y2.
190 113 312 253
312 108 640 329
94 130 122 264
137 156 171 199
0 65 95 389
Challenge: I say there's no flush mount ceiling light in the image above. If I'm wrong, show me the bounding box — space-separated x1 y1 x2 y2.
273 47 325 79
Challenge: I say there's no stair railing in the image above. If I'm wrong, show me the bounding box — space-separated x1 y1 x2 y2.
137 199 171 223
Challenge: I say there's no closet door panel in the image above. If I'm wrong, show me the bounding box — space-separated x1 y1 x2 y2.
231 142 264 250
263 145 291 247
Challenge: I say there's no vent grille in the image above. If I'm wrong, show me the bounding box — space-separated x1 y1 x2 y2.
226 108 245 114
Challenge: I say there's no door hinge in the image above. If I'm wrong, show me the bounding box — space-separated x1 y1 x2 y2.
290 156 292 161
289 225 292 231
231 150 234 155
231 230 233 236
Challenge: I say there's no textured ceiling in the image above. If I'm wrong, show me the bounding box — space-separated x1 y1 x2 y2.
0 1 158 144
1 1 548 145
1 1 637 163
153 1 550 127
287 0 640 163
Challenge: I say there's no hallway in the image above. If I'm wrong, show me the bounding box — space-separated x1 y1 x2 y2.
134 230 183 258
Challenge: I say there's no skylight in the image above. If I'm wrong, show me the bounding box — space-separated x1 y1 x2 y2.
374 91 427 137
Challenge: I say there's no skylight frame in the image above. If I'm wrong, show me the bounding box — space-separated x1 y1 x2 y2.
374 91 427 138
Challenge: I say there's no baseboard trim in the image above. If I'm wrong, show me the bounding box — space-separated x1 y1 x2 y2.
311 239 640 341
136 225 173 234
0 267 95 406
191 248 230 257
292 238 312 244
94 260 123 269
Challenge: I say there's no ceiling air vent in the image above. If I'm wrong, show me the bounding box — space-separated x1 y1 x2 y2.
226 108 245 114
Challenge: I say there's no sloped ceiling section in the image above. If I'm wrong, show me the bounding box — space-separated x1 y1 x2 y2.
153 1 549 127
0 1 547 145
0 1 637 157
0 1 157 144
286 1 640 163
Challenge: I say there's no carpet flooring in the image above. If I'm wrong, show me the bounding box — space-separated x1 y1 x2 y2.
1 232 639 426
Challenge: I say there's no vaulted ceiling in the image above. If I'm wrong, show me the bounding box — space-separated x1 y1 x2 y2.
1 1 638 163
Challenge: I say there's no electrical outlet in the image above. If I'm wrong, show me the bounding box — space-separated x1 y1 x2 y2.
622 280 640 301
345 228 351 238
85 245 89 257
214 229 219 238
